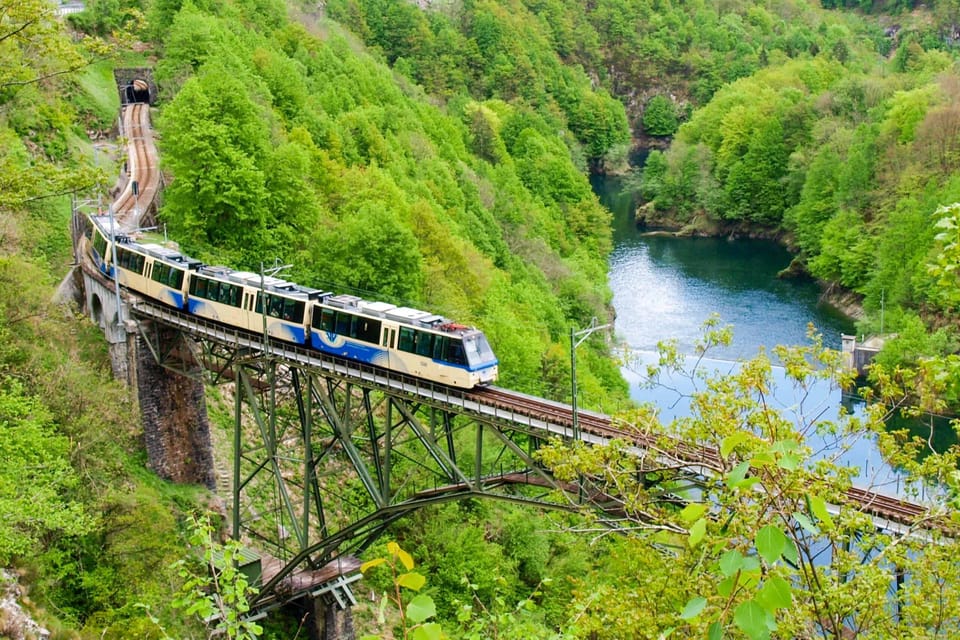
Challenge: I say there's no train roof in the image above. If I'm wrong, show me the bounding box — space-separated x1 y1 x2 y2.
90 214 201 268
195 265 325 299
89 213 482 336
321 294 479 336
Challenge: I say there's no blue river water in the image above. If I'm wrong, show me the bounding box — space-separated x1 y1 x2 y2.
595 175 911 494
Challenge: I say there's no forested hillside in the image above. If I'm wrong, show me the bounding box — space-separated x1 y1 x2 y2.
618 0 960 390
2 0 960 637
146 0 633 400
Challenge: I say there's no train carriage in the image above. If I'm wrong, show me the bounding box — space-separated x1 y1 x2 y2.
309 295 498 388
139 244 202 308
86 215 200 307
85 214 499 389
187 266 322 343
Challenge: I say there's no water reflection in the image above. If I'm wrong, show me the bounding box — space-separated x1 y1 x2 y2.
621 350 908 496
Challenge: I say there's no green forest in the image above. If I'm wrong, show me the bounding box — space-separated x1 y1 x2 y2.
1 0 960 637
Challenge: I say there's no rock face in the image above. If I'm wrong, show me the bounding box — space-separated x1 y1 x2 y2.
0 570 49 640
135 322 216 489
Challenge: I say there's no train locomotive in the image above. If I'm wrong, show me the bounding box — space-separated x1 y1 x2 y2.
85 214 499 388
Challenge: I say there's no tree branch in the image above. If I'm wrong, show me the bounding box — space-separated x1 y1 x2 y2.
0 19 37 45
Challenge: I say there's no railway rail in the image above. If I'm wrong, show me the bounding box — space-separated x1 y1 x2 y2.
112 102 160 229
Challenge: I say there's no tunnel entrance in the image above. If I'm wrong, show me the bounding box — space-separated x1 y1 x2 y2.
113 68 157 106
124 79 151 104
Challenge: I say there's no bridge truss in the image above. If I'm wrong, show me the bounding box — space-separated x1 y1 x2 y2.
133 301 596 612
130 299 944 623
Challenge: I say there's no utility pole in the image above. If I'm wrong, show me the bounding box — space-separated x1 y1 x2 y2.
570 318 611 442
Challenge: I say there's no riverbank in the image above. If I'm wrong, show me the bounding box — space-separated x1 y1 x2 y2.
633 206 866 323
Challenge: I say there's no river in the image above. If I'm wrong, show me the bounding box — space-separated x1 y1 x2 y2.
600 176 854 358
595 174 912 492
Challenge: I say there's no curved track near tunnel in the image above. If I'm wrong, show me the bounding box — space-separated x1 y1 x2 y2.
112 102 160 230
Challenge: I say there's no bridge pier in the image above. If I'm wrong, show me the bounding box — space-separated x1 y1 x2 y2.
309 599 355 640
82 269 135 382
78 269 215 487
134 320 215 488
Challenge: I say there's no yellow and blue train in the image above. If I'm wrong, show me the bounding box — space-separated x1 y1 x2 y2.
85 214 499 388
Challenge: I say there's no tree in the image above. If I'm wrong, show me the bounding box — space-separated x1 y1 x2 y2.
642 95 679 137
536 325 960 638
310 205 424 301
158 64 272 264
928 202 960 314
0 0 88 95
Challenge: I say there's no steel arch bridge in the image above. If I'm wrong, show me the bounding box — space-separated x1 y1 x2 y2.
132 301 620 615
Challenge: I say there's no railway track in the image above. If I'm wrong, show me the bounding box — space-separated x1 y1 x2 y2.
470 385 936 530
112 102 159 229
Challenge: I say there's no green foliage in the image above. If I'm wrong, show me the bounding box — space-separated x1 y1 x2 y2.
158 63 273 264
642 95 679 137
0 378 93 564
169 515 263 640
870 312 954 370
808 209 873 288
538 326 960 638
326 0 631 161
927 202 960 314
360 541 440 640
67 0 145 38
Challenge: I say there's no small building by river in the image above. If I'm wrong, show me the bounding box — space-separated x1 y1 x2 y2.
842 334 888 376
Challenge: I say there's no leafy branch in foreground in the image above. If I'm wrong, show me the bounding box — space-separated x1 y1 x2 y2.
168 514 263 640
360 541 442 640
537 323 960 639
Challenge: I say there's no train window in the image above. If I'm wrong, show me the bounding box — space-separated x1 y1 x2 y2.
169 268 184 288
151 263 165 283
433 336 447 360
268 295 284 318
227 283 241 307
414 331 434 357
190 277 206 297
354 317 381 344
315 308 335 331
93 232 107 257
283 299 304 323
335 311 352 335
398 327 415 353
463 336 480 365
446 339 466 365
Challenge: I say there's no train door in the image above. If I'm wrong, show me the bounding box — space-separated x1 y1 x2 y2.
382 327 396 349
381 325 397 371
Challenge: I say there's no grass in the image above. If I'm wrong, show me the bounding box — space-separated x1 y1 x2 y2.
72 60 122 131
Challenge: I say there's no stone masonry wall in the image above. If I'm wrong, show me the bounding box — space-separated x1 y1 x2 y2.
136 322 215 489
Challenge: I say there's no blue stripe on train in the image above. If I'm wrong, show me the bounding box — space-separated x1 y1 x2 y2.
310 330 388 366
273 323 306 344
163 289 185 309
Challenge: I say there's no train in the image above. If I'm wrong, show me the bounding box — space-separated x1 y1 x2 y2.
84 214 499 388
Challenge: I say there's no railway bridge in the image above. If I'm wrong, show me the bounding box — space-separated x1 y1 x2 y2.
71 93 943 638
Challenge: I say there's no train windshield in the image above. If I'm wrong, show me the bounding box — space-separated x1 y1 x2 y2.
463 334 497 368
